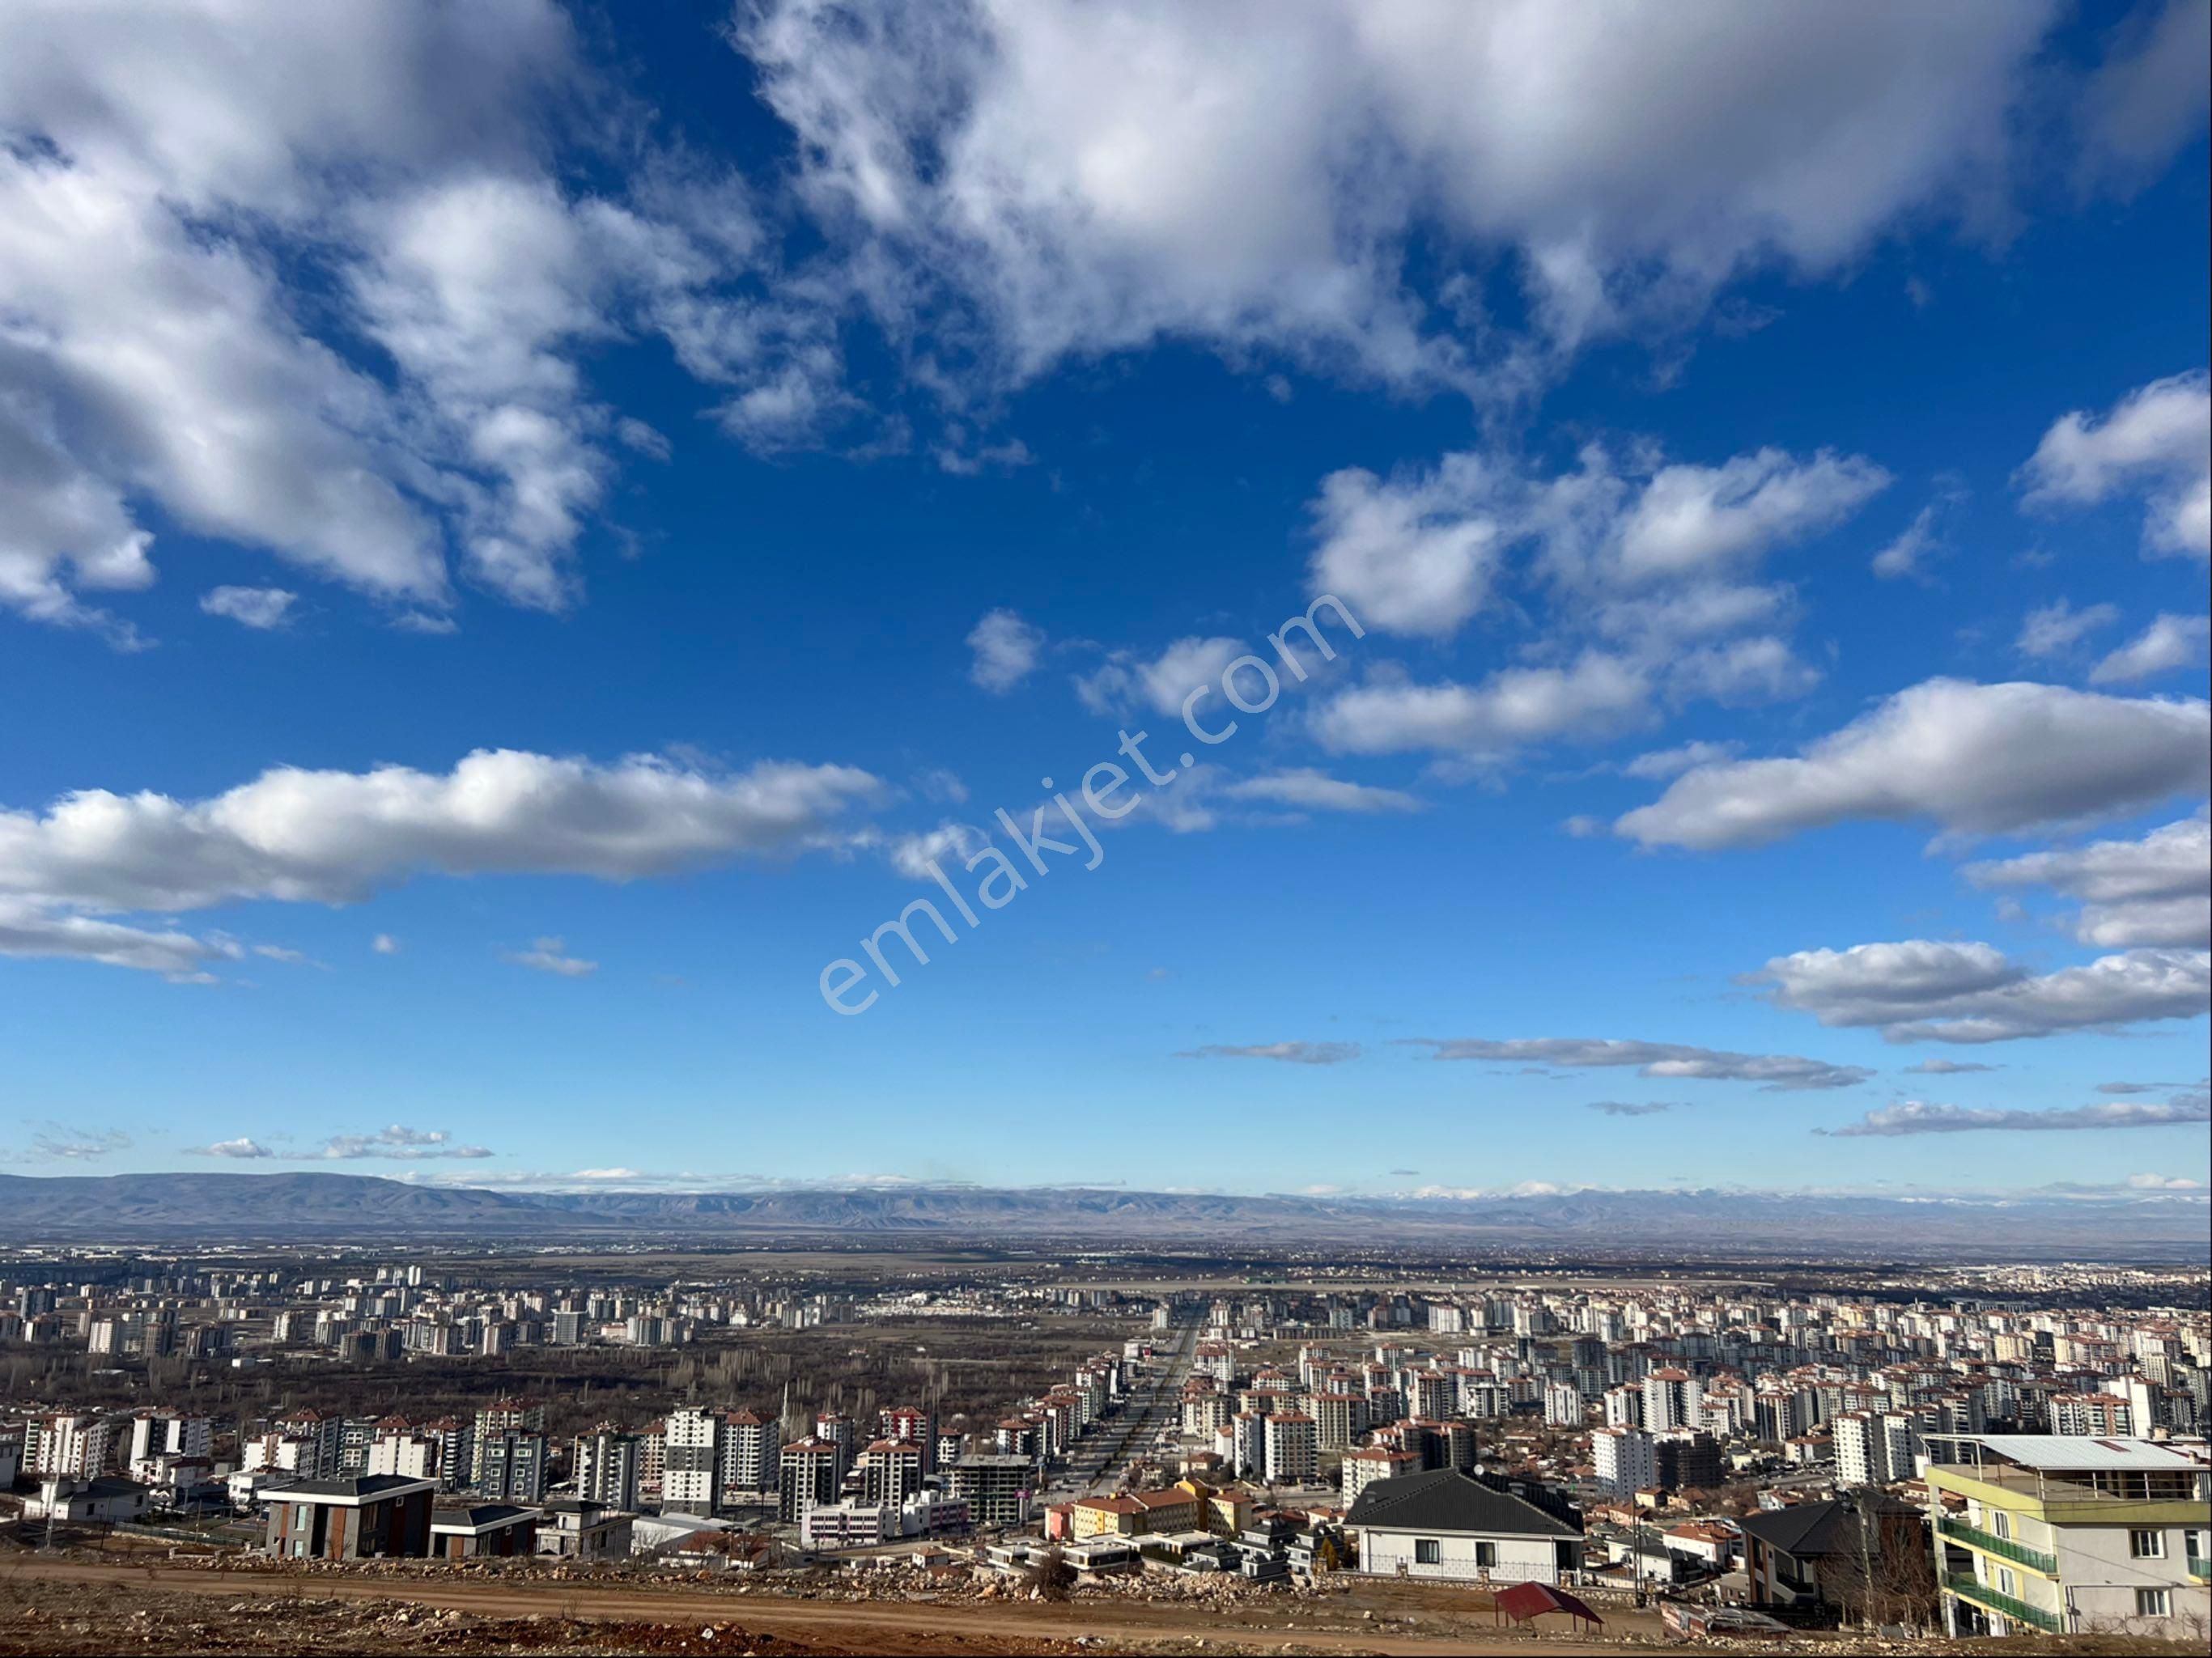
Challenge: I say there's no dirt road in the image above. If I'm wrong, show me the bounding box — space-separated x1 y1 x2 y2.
0 1558 1614 1656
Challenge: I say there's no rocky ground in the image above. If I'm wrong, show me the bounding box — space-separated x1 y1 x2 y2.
0 1551 2201 1657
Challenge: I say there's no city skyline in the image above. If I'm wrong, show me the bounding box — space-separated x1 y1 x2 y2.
3 0 2209 1204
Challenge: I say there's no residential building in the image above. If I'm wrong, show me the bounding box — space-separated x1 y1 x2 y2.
574 1427 642 1512
948 1454 1033 1530
1264 1413 1319 1487
778 1438 842 1525
1739 1493 1930 1622
1348 1469 1584 1585
477 1431 548 1503
1593 1427 1655 1501
264 1475 436 1560
718 1409 777 1498
430 1503 539 1558
662 1406 722 1516
1926 1435 2210 1639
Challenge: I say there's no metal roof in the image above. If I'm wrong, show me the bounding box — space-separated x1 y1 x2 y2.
1955 1435 2206 1472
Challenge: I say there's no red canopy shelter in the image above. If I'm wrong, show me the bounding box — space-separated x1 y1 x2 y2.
1493 1580 1605 1632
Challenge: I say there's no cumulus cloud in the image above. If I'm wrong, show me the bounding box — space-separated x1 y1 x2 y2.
966 608 1045 693
1306 453 1508 637
1316 654 1653 758
740 0 2062 395
2092 613 2210 684
2017 371 2211 559
0 748 880 977
0 0 846 630
1823 1090 2210 1137
1965 815 2210 948
1755 938 2210 1043
504 936 597 977
189 1138 274 1159
1406 1037 1870 1092
1178 1041 1362 1066
371 933 401 955
1076 636 1246 719
199 586 299 630
2016 598 2119 659
2 748 879 913
1615 678 2210 850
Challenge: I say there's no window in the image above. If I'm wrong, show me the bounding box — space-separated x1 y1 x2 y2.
1996 1567 2015 1597
1989 1511 2010 1539
1413 1538 1440 1565
1475 1541 1497 1568
2129 1529 2165 1559
2134 1589 2171 1618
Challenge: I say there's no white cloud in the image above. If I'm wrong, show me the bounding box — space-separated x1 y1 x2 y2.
0 1 835 630
2091 613 2210 684
15 1125 131 1162
1824 1091 2210 1137
2017 371 2211 559
2074 2 2212 190
2016 598 2119 658
0 899 238 980
1216 770 1424 816
1316 653 1653 758
1178 1041 1361 1066
1623 740 1741 781
504 936 597 977
0 748 881 976
1307 454 1507 637
1586 1100 1678 1117
317 1125 493 1160
1870 503 1939 580
1615 678 2210 850
965 608 1045 693
1756 939 2210 1043
189 1137 274 1159
1903 1058 1999 1075
1965 815 2210 948
887 821 985 878
1406 1036 1870 1092
371 933 401 955
741 0 2060 392
199 586 298 630
1612 449 1890 580
1076 635 1246 719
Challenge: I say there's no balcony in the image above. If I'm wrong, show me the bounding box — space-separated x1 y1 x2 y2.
1936 1516 2057 1575
2189 1553 2210 1583
1945 1572 2063 1635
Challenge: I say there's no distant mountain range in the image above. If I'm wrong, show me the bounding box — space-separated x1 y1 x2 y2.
2 1171 2204 1260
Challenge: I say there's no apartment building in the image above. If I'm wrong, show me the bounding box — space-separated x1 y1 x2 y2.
718 1409 778 1498
1925 1435 2210 1639
778 1438 843 1524
1263 1412 1319 1486
1593 1427 1655 1501
662 1406 721 1516
574 1427 642 1512
476 1431 548 1503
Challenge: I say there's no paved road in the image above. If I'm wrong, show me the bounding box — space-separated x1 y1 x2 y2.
0 1558 1535 1656
1062 1317 1200 1499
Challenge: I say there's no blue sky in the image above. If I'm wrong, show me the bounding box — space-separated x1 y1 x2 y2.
2 1 2208 1207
